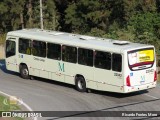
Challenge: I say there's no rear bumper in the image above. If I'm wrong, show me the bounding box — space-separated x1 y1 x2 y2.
123 82 157 93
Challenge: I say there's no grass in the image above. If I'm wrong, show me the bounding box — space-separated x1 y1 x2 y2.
0 95 23 120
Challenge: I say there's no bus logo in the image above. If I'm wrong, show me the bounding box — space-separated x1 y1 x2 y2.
58 62 65 72
140 75 145 84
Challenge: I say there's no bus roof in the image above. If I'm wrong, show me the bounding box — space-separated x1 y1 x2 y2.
7 29 154 53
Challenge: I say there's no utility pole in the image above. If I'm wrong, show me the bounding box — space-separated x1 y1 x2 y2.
40 0 44 29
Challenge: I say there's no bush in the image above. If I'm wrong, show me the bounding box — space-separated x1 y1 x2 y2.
0 34 6 44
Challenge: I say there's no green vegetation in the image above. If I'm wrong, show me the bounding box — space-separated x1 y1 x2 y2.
0 0 160 49
0 95 20 111
0 34 6 44
0 95 23 120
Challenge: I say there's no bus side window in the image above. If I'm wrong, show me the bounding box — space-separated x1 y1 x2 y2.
32 40 46 57
47 43 61 60
78 48 93 67
94 51 111 70
19 38 31 55
112 53 122 72
62 45 77 63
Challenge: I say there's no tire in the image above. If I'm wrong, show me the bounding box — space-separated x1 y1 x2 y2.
20 65 30 79
75 76 86 92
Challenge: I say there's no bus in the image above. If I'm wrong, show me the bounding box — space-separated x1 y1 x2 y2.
5 29 157 93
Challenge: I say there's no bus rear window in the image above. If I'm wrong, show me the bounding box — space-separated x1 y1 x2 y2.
128 48 154 70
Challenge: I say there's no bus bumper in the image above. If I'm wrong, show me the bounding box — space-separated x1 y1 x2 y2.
123 82 157 93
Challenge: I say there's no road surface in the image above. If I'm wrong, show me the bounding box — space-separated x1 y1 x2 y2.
0 60 160 120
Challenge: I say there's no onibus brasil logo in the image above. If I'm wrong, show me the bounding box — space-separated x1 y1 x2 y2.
2 96 42 118
3 96 23 106
2 96 24 117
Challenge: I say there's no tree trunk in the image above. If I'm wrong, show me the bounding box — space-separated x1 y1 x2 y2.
20 12 24 29
28 0 33 28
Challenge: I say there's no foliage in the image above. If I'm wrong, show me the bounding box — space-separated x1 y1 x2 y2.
0 34 6 44
0 0 59 31
65 0 111 34
0 0 160 51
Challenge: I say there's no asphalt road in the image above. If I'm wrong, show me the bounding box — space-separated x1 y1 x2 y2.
0 59 160 120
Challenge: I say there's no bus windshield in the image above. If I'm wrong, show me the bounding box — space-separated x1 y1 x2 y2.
128 48 154 70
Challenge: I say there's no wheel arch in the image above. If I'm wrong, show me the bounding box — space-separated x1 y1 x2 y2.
75 74 85 82
19 63 28 73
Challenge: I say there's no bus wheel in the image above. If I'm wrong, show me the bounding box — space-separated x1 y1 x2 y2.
75 76 86 92
20 65 30 79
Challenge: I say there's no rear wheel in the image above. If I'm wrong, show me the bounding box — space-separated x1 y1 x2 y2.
75 76 86 92
20 65 30 79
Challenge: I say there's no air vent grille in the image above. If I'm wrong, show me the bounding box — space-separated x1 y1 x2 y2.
113 40 130 45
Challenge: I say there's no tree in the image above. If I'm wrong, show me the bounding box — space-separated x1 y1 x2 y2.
43 0 59 30
26 0 33 28
0 0 25 31
65 0 111 34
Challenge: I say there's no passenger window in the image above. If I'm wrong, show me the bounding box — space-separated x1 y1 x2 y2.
47 43 61 60
32 40 46 57
19 38 31 55
112 53 122 72
78 48 93 67
6 40 16 58
62 45 77 63
95 51 111 70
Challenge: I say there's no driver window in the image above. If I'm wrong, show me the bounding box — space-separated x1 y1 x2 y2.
6 40 16 58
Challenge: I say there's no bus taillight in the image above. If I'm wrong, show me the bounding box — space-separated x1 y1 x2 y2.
154 71 157 82
126 75 131 86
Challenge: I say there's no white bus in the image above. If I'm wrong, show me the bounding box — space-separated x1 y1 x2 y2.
5 29 157 93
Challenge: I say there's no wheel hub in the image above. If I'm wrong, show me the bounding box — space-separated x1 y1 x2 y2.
78 80 83 89
23 69 28 76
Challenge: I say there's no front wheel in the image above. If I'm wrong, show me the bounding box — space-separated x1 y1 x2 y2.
75 76 86 92
20 65 30 79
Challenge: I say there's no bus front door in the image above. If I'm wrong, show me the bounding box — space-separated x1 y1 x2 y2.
5 40 18 72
